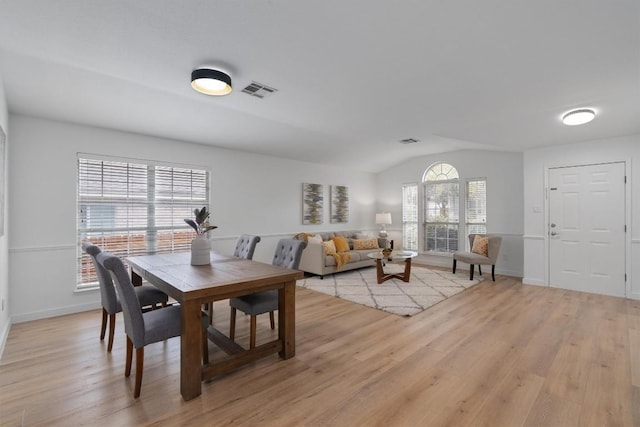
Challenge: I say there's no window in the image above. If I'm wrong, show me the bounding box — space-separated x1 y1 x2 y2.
402 184 418 251
423 163 459 253
466 178 487 243
77 155 210 288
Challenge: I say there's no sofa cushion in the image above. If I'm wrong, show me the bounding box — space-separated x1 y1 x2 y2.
319 232 335 241
325 251 363 267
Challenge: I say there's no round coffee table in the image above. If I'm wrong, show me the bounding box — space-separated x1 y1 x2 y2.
367 250 418 284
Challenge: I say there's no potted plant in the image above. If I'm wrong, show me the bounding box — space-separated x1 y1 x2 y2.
185 207 217 265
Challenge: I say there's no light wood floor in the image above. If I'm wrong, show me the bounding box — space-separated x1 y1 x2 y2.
1 271 639 426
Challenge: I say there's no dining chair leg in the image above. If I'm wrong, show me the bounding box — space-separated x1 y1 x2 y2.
125 337 133 377
134 347 144 398
269 311 275 330
100 308 108 340
107 313 116 352
492 264 496 281
469 264 475 280
229 307 237 341
208 302 213 325
250 316 257 349
452 259 457 274
478 265 482 275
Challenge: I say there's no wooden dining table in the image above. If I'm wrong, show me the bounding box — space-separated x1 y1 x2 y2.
126 251 304 401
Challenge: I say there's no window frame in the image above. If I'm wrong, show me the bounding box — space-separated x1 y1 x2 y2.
465 177 487 247
76 153 211 290
401 183 419 251
422 163 460 254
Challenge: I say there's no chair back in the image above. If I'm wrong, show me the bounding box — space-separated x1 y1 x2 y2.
82 242 120 314
233 234 261 260
468 234 502 264
271 239 307 270
97 252 145 348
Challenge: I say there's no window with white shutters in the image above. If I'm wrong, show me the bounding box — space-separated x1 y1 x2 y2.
465 178 487 244
402 183 418 251
423 163 459 253
77 155 210 289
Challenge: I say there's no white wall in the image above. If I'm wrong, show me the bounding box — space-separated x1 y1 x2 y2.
523 134 640 299
0 74 9 354
8 114 376 322
376 150 525 277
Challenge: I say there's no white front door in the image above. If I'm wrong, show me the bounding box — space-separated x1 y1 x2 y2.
548 162 626 297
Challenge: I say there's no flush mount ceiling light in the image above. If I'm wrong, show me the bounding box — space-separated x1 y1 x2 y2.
191 68 232 96
562 108 595 126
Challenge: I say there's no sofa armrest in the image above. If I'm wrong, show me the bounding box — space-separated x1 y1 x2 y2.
298 243 326 276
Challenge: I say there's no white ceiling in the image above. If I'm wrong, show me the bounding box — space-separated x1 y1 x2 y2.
0 1 638 173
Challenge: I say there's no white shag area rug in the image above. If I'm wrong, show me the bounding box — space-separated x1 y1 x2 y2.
298 264 483 316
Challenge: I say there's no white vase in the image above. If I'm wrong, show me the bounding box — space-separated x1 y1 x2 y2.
190 235 211 265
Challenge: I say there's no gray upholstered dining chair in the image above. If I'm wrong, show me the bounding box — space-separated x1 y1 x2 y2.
233 234 261 260
97 251 209 398
229 238 307 349
452 234 502 281
206 234 263 324
82 242 169 352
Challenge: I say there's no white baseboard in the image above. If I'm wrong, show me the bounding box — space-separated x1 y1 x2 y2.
522 277 548 286
11 301 101 324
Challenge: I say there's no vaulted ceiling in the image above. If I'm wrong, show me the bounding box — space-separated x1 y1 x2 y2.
1 1 638 172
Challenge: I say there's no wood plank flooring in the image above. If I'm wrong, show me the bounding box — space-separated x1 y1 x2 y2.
1 271 639 426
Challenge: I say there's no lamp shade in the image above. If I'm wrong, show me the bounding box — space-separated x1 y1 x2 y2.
375 213 392 225
191 68 232 96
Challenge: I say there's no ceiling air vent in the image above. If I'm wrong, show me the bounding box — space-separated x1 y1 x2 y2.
241 81 278 99
399 138 419 144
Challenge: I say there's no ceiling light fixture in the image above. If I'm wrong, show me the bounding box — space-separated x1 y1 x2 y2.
191 68 232 96
562 108 595 126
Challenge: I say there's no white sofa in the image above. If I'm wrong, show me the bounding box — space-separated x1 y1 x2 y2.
295 231 389 278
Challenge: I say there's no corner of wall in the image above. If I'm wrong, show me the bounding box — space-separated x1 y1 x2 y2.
0 72 10 355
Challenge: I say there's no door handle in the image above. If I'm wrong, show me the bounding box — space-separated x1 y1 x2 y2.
550 231 559 236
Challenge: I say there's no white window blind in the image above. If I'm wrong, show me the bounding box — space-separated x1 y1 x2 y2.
402 183 418 251
465 178 487 243
423 163 460 253
77 155 210 288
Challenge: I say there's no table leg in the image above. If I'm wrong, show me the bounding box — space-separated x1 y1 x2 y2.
131 270 142 286
375 259 384 284
180 299 203 400
402 257 412 282
279 280 296 359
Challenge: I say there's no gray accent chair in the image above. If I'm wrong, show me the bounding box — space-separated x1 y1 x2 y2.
229 238 307 349
82 242 169 352
97 251 209 398
452 234 502 281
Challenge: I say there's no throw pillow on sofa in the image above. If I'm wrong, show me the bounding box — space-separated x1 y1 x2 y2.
321 240 337 255
332 236 350 253
308 234 322 244
353 238 379 250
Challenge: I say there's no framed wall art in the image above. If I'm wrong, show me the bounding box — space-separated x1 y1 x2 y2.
302 183 323 224
330 185 349 223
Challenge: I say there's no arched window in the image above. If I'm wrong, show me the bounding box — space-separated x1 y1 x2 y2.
423 163 459 253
